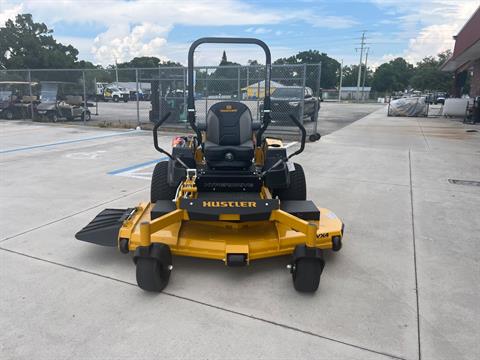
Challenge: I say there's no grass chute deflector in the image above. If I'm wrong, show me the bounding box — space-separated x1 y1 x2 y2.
76 37 344 293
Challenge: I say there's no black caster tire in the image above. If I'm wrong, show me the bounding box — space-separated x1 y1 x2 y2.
136 257 171 292
119 238 129 254
292 258 322 292
332 236 342 252
309 133 321 142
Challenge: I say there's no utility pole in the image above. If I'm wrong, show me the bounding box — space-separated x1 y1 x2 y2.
361 48 369 102
338 59 343 102
356 31 366 102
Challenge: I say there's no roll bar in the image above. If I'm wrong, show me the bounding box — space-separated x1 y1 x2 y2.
186 37 272 146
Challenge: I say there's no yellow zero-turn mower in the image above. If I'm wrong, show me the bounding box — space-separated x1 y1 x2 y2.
76 38 344 293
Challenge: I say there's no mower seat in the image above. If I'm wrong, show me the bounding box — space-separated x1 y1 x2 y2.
204 101 255 169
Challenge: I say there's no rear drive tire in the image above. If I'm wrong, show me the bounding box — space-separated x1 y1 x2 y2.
136 257 171 292
275 163 306 200
113 95 119 103
292 258 322 292
151 161 177 202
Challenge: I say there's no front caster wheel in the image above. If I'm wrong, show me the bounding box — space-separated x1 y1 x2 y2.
135 244 172 292
332 236 342 252
136 257 172 292
292 258 323 292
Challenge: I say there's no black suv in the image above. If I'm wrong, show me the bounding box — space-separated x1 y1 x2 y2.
268 86 319 123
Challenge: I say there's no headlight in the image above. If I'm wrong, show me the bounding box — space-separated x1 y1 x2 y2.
288 101 299 106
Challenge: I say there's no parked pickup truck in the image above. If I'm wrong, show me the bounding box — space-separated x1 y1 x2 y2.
261 86 320 123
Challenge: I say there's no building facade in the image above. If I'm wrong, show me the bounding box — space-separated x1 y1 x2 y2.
441 7 480 97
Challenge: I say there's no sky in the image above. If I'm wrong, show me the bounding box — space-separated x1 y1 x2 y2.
0 0 479 68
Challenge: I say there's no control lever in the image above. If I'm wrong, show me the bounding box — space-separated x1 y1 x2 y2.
153 112 189 169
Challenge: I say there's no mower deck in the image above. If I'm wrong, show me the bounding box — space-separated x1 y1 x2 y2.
77 201 343 262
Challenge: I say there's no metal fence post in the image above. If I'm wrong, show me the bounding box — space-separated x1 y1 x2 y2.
299 64 307 129
93 76 98 115
28 70 34 120
183 67 188 130
312 62 322 137
205 67 208 116
256 73 260 122
82 70 87 125
316 62 322 97
237 66 241 99
135 69 140 127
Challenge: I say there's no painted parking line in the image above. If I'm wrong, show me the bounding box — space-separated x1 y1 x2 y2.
108 157 168 180
284 141 298 148
0 129 139 154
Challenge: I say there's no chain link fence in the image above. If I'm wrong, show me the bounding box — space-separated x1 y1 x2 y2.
1 64 324 138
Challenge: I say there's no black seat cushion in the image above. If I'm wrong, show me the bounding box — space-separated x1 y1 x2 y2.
204 102 254 168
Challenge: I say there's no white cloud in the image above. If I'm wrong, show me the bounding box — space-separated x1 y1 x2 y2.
0 1 22 25
371 0 479 63
0 0 358 65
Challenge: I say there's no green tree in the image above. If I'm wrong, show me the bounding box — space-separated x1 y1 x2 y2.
117 56 181 69
208 51 241 96
341 65 373 87
371 57 413 92
274 50 340 91
0 14 79 69
410 50 453 92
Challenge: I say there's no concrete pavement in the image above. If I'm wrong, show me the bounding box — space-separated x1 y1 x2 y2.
1 107 479 359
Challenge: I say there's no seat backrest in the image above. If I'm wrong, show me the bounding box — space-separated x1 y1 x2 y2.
206 102 253 145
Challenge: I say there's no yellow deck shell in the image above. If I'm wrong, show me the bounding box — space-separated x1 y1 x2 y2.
119 202 343 263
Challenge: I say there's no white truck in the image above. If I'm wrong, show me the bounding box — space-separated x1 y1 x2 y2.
96 83 129 102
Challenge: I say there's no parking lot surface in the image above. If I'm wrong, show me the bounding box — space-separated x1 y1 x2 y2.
66 100 383 137
1 107 479 359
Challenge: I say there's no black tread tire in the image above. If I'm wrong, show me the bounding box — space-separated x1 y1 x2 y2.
151 161 177 203
275 163 306 200
293 258 322 292
136 257 170 292
81 111 91 121
49 113 58 122
5 110 14 120
113 95 119 102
